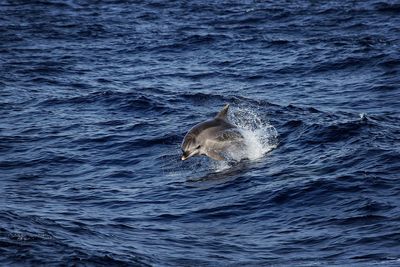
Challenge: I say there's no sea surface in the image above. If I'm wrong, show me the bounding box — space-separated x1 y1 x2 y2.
1 0 400 266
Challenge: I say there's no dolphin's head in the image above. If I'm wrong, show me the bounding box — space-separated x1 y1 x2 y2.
181 134 202 161
180 104 231 161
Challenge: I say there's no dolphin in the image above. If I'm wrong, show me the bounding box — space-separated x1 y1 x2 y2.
181 104 244 161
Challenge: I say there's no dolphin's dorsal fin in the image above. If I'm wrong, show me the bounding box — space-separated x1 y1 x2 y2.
215 104 229 120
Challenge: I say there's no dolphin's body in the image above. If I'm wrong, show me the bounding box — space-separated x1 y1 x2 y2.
181 104 244 161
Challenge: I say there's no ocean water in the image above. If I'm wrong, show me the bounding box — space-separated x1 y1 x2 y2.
1 0 400 266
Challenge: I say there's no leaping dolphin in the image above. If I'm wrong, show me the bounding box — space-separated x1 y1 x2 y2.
181 104 244 161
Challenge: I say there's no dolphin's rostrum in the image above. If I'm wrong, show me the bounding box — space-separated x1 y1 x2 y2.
181 104 244 161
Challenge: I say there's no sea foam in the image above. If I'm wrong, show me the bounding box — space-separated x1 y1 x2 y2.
213 106 278 170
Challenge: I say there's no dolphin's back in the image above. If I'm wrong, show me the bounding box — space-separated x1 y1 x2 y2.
189 118 235 137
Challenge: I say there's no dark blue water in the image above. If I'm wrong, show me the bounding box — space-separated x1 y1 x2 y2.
1 0 400 266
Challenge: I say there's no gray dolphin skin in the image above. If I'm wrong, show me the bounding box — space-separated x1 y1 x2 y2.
181 104 244 161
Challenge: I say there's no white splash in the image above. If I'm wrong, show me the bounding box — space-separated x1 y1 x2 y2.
213 160 231 172
228 106 278 160
212 105 278 170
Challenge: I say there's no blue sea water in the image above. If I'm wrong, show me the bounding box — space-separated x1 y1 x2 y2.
1 0 400 266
